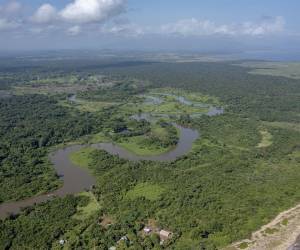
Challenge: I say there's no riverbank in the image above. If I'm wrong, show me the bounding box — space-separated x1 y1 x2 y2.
225 203 300 250
0 145 96 219
0 123 199 219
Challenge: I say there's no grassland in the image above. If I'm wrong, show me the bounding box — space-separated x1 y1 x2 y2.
118 136 171 156
70 147 95 169
257 130 273 148
143 100 209 116
126 183 166 201
150 88 220 105
73 192 101 220
117 123 179 156
116 88 220 120
88 132 110 144
3 59 300 250
142 88 219 117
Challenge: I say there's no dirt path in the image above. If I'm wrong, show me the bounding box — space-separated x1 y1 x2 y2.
224 203 300 250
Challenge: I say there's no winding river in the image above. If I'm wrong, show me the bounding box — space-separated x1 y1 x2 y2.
0 145 96 218
0 93 221 219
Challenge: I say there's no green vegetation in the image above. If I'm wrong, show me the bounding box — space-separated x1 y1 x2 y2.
0 196 81 249
257 130 273 148
264 227 279 235
73 192 101 220
137 88 219 118
143 99 208 116
117 122 179 156
0 95 102 202
78 81 149 102
60 97 118 112
1 57 300 249
237 61 300 79
70 147 96 169
282 218 289 226
238 242 249 249
151 87 220 104
126 183 166 201
263 121 300 132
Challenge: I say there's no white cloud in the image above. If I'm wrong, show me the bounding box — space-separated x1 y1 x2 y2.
0 1 22 32
67 25 81 36
160 16 285 37
31 4 57 24
100 22 144 36
161 18 235 36
60 0 127 24
0 18 19 31
242 16 285 35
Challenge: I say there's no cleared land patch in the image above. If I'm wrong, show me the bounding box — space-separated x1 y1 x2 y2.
69 147 95 169
225 203 300 250
118 136 173 156
126 183 165 201
73 192 101 220
117 123 179 156
257 130 273 148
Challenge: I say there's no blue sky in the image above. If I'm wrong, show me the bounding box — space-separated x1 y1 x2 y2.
0 0 299 53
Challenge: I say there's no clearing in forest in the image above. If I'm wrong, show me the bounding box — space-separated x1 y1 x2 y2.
126 183 166 201
257 130 273 148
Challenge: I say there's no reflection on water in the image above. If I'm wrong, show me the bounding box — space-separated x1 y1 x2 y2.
92 124 199 162
0 125 198 218
0 145 96 219
0 92 223 219
143 93 224 117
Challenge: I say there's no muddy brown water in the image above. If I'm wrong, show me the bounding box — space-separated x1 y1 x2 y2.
93 125 199 162
0 93 218 219
0 125 199 219
0 145 96 219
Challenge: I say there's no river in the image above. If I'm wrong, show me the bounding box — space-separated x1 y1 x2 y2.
0 93 220 219
0 145 96 218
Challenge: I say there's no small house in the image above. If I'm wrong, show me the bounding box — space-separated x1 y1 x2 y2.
117 235 129 244
143 227 152 234
59 239 65 245
159 230 172 240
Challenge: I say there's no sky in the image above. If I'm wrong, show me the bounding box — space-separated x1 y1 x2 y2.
0 0 299 55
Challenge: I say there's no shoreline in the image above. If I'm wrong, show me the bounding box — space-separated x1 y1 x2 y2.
225 203 300 250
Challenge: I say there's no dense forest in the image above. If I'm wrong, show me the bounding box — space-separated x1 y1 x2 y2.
0 95 103 202
100 61 300 122
1 56 300 249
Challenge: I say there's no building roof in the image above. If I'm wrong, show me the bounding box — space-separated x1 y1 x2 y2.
160 230 172 236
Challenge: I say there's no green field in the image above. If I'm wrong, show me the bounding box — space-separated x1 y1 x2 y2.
116 123 179 156
73 192 101 220
126 183 166 201
257 130 273 148
70 147 95 169
2 58 300 250
142 88 217 116
118 136 172 156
